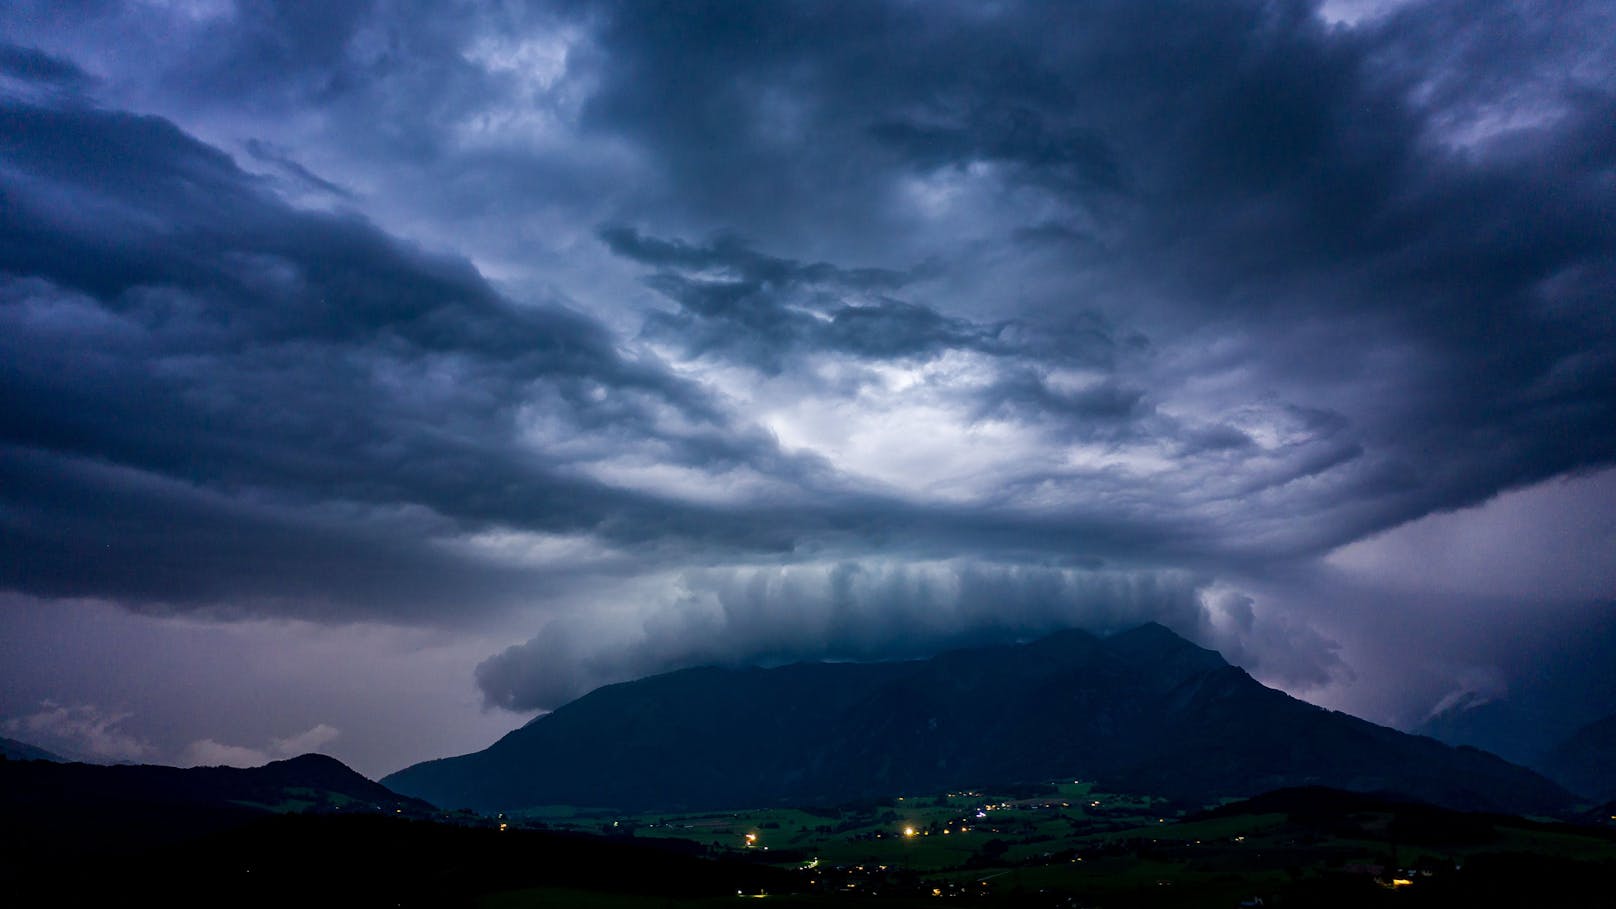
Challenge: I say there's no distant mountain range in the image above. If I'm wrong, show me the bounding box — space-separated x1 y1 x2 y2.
1413 612 1616 776
1540 713 1616 802
1417 698 1616 802
1414 693 1550 766
384 623 1572 815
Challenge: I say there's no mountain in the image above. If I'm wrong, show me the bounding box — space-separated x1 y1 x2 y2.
0 751 433 815
2 753 793 907
384 623 1571 815
0 735 64 762
1414 694 1548 766
0 752 435 860
1540 712 1616 802
1413 614 1616 766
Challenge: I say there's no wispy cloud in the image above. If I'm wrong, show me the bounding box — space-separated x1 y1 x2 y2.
180 723 340 768
2 701 155 762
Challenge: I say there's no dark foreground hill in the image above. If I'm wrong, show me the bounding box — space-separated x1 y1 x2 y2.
1 753 791 908
385 623 1571 815
0 752 433 860
1185 787 1616 908
1198 785 1595 842
4 812 791 909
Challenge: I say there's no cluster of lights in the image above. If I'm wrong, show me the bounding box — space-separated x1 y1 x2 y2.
901 823 972 837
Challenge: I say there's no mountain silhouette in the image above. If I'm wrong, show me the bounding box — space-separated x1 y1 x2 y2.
0 752 434 862
0 735 64 763
1540 712 1616 802
385 624 1570 815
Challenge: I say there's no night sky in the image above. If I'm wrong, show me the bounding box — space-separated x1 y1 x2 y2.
2 0 1613 778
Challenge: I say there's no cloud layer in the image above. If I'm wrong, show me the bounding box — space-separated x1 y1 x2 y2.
1 0 1612 757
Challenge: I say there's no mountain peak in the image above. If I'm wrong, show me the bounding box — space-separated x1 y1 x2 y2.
267 752 350 771
1108 620 1188 645
1105 621 1228 671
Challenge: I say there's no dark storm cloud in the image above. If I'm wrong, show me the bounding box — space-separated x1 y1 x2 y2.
0 83 1199 618
474 0 1613 709
0 42 88 87
971 369 1146 433
571 0 1614 531
1 0 1613 734
870 107 1126 194
244 139 355 200
0 85 844 616
603 227 1145 440
0 445 531 619
602 224 1029 370
598 225 908 291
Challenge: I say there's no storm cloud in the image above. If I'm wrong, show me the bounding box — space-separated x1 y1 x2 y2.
0 0 1612 767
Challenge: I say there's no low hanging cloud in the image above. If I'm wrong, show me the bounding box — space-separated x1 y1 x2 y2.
180 723 341 768
1 699 341 768
476 559 1349 712
2 701 156 763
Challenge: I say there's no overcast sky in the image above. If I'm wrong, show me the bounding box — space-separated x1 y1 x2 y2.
1 0 1613 778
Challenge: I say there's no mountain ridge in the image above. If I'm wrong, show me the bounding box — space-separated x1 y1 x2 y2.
387 623 1570 815
0 750 438 861
0 735 64 763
